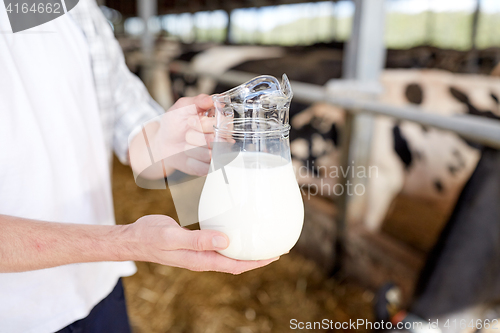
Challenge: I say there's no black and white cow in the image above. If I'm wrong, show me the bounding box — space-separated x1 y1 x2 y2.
290 69 500 230
411 146 500 320
160 45 500 326
159 45 500 232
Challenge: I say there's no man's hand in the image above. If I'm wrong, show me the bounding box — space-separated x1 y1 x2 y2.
0 214 278 274
153 94 216 176
124 215 277 274
129 94 217 179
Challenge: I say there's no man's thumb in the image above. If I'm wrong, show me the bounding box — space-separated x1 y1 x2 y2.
183 230 229 251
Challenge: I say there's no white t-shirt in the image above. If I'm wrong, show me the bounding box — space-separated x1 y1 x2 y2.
0 7 136 333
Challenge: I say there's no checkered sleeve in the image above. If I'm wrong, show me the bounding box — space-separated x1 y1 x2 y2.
111 59 165 165
90 4 165 164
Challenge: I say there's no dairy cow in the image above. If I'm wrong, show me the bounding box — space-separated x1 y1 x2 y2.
290 69 500 230
135 43 500 324
167 45 500 231
411 146 500 320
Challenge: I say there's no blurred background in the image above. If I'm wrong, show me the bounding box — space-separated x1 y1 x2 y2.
104 0 500 332
104 0 500 50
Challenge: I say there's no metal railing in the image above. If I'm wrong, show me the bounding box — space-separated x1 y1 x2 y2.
170 61 500 149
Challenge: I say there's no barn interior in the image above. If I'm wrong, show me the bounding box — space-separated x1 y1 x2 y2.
101 0 500 332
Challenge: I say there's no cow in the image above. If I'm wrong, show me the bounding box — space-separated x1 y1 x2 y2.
134 43 500 330
411 147 500 323
292 69 500 331
164 45 500 232
125 42 500 328
290 69 500 231
373 143 500 333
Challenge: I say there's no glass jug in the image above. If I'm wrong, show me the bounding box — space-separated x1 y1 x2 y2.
198 74 304 260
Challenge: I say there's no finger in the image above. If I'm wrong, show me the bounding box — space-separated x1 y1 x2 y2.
186 129 213 147
201 116 216 133
184 145 211 163
187 116 215 134
193 94 214 113
197 252 279 275
188 116 216 134
170 95 213 115
186 158 210 176
170 99 198 115
167 250 280 274
202 254 279 274
165 228 230 251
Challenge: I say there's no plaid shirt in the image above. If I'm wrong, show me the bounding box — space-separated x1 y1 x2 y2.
69 0 164 164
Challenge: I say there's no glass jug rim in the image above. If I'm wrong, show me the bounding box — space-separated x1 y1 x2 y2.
211 74 293 138
211 74 292 103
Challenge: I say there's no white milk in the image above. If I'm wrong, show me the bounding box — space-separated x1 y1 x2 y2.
198 152 304 260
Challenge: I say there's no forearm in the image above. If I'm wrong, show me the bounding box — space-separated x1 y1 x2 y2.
0 215 135 273
0 214 277 275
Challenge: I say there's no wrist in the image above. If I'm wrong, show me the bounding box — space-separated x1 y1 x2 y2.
114 223 148 262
